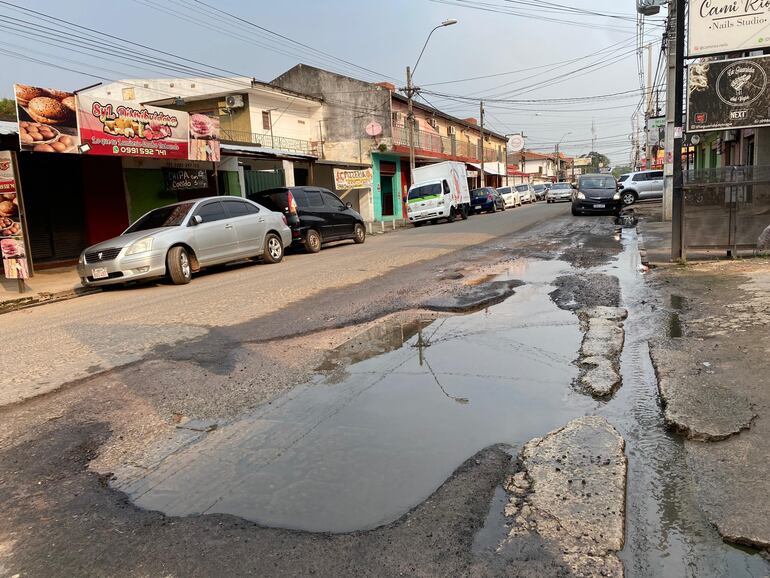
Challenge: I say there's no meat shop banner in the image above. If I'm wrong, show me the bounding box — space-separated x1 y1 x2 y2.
689 0 770 57
77 95 190 159
687 55 770 132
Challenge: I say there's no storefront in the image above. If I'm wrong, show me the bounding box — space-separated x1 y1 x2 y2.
371 152 404 221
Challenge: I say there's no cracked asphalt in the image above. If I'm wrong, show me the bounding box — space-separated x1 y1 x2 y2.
1 203 768 577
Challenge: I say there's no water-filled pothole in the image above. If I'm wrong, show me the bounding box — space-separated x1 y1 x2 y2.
112 260 597 533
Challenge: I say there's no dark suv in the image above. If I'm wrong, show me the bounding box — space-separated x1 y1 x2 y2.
571 174 621 216
248 186 366 252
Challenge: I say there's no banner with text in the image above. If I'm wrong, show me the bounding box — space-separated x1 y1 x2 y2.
334 168 373 190
688 0 770 57
77 95 190 159
687 56 770 132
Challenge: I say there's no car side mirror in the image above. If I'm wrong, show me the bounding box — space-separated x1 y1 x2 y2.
346 202 352 209
191 215 203 225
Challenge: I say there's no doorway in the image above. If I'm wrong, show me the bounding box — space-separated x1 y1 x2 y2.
379 160 397 217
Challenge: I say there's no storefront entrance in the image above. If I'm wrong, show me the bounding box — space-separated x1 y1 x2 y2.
17 153 128 266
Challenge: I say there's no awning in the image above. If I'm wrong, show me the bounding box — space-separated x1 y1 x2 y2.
220 143 317 161
468 161 506 176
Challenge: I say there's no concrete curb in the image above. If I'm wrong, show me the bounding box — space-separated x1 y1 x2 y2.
636 226 649 267
0 286 100 315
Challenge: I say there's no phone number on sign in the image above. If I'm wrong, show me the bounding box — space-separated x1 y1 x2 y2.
118 146 168 156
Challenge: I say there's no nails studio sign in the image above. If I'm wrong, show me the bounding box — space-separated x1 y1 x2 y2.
689 0 770 57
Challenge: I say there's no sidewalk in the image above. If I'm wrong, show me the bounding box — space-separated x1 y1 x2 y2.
0 266 96 313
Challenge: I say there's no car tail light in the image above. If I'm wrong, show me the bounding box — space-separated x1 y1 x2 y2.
287 191 298 215
487 194 494 202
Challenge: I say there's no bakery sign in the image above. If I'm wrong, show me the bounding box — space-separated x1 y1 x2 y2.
333 168 373 190
687 55 770 132
688 0 770 57
77 95 190 159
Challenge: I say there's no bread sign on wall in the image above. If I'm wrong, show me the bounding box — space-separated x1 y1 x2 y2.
14 84 80 153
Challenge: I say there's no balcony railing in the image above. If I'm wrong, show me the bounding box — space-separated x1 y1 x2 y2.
392 126 501 162
220 129 314 155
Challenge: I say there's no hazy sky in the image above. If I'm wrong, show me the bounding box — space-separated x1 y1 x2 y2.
0 0 665 164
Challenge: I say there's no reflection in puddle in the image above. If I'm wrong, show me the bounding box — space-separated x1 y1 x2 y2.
113 260 598 533
667 295 685 338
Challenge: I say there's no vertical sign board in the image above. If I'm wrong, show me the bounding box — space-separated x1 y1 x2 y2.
687 55 770 132
0 152 30 280
688 0 770 57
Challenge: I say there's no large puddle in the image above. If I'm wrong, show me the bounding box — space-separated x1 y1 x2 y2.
114 259 598 533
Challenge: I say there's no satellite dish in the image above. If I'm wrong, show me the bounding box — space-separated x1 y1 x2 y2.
365 121 382 137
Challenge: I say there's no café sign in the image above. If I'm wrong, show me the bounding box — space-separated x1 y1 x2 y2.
689 0 770 57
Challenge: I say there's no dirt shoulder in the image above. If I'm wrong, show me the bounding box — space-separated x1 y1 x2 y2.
648 258 770 555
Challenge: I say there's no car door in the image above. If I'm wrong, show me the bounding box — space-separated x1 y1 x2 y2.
644 171 664 198
302 188 334 239
631 172 649 195
190 200 238 264
322 190 355 238
222 198 266 256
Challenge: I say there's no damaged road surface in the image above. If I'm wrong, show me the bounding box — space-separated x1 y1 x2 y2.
1 208 769 577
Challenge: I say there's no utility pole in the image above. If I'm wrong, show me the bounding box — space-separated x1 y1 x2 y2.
407 65 416 175
555 142 560 181
479 100 485 187
645 42 654 170
670 0 685 260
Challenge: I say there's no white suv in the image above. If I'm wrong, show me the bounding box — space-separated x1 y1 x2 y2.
617 170 664 205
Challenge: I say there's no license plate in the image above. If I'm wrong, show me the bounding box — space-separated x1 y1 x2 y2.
474 205 481 210
593 203 605 209
92 267 108 279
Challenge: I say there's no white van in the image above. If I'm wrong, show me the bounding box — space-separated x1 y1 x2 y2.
406 161 471 225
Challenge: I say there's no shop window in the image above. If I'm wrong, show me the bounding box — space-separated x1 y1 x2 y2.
262 111 272 130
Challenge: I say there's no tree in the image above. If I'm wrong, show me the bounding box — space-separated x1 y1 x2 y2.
612 165 632 178
0 98 17 121
583 151 611 173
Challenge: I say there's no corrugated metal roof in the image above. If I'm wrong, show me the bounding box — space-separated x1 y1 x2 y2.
220 143 317 160
0 120 18 135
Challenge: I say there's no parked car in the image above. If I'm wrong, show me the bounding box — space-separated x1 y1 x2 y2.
532 183 547 201
546 182 574 203
571 174 622 216
248 186 366 253
496 186 522 208
77 197 291 287
470 187 506 213
616 170 664 206
515 183 536 204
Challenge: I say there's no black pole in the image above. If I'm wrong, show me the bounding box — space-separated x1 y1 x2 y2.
672 0 686 261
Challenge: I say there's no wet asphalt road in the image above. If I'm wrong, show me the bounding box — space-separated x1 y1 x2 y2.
1 204 768 577
2 201 562 407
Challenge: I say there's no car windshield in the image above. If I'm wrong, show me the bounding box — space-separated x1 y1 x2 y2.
515 185 529 192
408 183 442 201
534 185 545 191
581 177 615 189
497 188 511 194
471 188 491 198
551 183 571 190
125 203 194 233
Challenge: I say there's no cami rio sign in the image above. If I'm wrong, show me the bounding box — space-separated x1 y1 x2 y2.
689 0 770 57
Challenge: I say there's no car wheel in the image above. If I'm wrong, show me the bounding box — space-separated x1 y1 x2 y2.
413 221 423 228
166 246 192 285
263 233 284 263
353 223 366 244
622 192 637 206
305 229 322 253
571 205 580 216
460 205 469 220
447 207 456 223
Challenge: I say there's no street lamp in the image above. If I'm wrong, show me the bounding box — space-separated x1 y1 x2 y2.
555 131 572 181
406 19 458 174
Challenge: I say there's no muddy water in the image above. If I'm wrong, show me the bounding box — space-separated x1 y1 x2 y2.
114 260 598 533
598 230 769 577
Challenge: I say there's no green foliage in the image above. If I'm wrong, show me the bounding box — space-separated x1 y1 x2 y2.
612 165 633 178
0 98 17 120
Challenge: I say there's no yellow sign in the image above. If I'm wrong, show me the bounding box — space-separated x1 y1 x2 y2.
334 168 373 190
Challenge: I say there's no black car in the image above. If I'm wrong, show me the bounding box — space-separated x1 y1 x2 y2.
470 187 506 213
248 186 366 252
571 174 622 216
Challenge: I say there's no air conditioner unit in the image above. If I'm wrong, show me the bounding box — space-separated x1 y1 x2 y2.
448 126 457 136
225 94 244 109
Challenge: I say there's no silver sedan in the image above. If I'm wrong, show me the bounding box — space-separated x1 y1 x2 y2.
77 197 292 287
